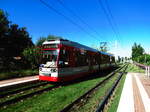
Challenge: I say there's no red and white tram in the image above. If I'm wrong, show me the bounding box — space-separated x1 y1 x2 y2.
39 39 115 82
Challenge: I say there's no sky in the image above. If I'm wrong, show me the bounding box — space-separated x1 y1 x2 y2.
1 0 150 57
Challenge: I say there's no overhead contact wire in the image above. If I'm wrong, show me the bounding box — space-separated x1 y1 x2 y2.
97 0 121 42
56 0 107 42
40 0 100 42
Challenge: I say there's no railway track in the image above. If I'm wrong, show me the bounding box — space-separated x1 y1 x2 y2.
0 65 123 109
96 64 128 112
59 64 127 112
0 81 49 98
0 82 60 108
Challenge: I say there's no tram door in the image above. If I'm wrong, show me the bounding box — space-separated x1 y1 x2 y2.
88 53 94 73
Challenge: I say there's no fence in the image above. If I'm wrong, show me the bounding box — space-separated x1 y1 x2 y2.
133 62 150 77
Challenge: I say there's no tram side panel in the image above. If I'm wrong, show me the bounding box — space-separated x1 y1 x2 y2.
57 45 90 81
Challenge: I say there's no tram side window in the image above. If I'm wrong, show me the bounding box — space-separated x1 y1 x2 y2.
106 55 109 63
59 49 69 67
76 51 82 66
101 54 104 64
86 54 89 65
95 54 99 64
75 51 87 66
103 55 107 64
94 55 98 65
95 55 98 64
82 53 87 66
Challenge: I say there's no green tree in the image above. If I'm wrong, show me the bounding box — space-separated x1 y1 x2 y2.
0 9 10 70
0 10 33 58
132 43 144 61
22 47 42 69
36 35 62 46
0 9 9 57
0 9 9 39
8 24 33 56
0 9 34 70
36 37 47 47
137 54 150 65
47 34 62 40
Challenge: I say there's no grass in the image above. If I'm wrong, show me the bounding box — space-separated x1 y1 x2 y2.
0 83 52 104
107 73 126 112
0 69 38 81
126 63 145 73
0 74 110 112
0 81 45 95
69 72 120 112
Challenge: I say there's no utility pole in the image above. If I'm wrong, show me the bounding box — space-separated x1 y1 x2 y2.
100 42 107 52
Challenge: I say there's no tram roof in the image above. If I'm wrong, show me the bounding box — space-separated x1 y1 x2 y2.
43 39 113 56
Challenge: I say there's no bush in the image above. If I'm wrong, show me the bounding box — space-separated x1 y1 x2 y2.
22 47 42 69
136 54 150 66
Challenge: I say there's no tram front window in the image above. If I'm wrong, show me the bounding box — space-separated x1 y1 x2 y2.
42 50 58 66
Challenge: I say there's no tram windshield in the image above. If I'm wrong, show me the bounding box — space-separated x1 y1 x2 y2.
42 50 58 65
43 44 58 49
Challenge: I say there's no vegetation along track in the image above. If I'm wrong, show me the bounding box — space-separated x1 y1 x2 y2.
60 64 127 112
0 64 126 109
0 81 49 98
96 64 128 112
0 81 60 108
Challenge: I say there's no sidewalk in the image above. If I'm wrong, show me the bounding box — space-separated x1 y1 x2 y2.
0 75 39 88
117 73 150 112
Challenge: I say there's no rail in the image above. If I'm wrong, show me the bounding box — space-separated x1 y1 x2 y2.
0 83 60 107
0 81 49 98
0 65 126 108
96 64 128 112
60 64 126 112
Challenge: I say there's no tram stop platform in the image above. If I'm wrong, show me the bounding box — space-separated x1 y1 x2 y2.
0 75 39 89
117 73 150 112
